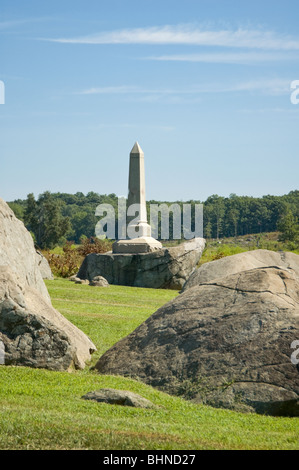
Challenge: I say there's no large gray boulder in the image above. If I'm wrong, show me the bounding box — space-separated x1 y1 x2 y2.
182 249 299 291
77 238 206 290
95 265 299 416
0 198 50 302
0 198 96 370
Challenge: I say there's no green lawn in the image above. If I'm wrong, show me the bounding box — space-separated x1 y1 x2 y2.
0 279 298 450
47 279 178 362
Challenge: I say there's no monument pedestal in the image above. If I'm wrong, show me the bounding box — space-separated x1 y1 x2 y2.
112 237 162 254
77 238 206 289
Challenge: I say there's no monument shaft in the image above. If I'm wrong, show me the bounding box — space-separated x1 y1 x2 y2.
127 142 148 227
112 142 162 253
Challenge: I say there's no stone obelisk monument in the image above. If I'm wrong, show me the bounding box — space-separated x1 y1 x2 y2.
113 142 162 253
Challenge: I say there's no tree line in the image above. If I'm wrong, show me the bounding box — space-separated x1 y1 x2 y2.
7 190 299 249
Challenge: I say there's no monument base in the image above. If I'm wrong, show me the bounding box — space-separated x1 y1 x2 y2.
76 238 206 290
112 237 163 254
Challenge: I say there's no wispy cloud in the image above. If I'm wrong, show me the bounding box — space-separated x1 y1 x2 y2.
225 79 291 95
76 86 147 95
145 52 297 65
45 24 299 50
0 17 51 31
239 107 299 115
76 79 291 98
75 85 199 103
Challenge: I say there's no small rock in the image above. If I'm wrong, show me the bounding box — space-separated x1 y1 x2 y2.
75 279 89 285
81 388 157 409
90 276 109 287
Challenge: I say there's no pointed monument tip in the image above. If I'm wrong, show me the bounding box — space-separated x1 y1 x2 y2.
130 141 143 155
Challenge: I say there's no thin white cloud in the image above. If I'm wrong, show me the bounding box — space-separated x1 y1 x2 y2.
76 79 291 98
227 79 291 95
0 17 51 31
146 52 297 65
76 86 146 95
76 85 192 95
239 107 299 115
45 24 299 50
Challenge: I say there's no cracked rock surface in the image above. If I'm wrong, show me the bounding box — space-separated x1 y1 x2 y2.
77 238 206 289
182 249 299 291
0 198 96 370
96 264 299 415
0 197 51 302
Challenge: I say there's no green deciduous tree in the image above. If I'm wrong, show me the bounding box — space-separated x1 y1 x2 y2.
277 207 299 242
24 192 71 248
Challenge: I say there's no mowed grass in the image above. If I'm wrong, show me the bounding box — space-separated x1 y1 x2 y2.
0 279 298 450
46 279 178 362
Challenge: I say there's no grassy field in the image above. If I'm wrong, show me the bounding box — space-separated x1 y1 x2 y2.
0 279 298 450
198 232 299 265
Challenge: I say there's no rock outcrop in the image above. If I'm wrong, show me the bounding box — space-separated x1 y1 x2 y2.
0 198 51 302
0 198 96 370
95 264 299 416
82 388 157 408
77 238 206 290
182 249 299 291
36 250 54 280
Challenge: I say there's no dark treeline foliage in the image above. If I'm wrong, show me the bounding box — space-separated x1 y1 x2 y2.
8 190 299 248
202 192 299 239
9 191 119 248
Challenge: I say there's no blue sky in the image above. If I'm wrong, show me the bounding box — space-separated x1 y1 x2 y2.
1 0 299 202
